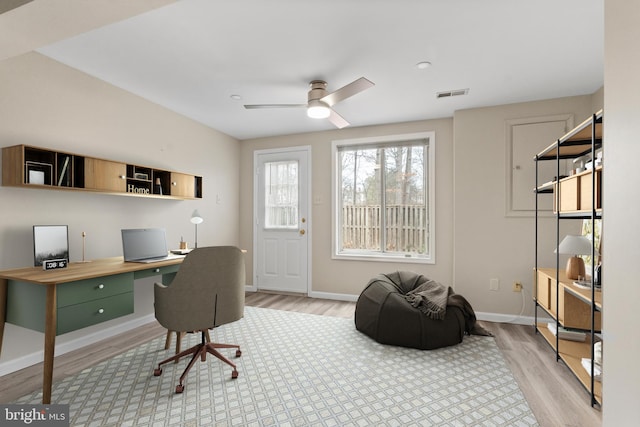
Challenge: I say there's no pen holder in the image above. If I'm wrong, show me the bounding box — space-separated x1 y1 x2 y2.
179 241 187 250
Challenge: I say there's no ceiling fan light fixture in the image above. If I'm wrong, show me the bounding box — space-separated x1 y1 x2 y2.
307 100 330 119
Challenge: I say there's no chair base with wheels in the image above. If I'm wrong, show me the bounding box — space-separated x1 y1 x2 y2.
154 330 242 393
165 330 211 363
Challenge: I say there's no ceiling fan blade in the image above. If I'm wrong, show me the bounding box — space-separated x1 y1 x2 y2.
321 77 374 106
244 104 306 109
327 108 350 129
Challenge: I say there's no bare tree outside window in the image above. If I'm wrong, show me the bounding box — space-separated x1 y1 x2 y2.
335 135 432 261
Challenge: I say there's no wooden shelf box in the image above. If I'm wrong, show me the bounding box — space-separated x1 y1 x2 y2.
554 168 602 214
536 268 601 331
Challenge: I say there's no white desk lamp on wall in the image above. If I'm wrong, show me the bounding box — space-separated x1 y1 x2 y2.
190 209 203 248
556 235 599 280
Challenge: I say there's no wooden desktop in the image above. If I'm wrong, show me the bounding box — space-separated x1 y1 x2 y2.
0 256 184 404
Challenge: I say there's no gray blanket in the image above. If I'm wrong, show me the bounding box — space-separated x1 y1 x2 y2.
404 278 452 319
404 278 493 336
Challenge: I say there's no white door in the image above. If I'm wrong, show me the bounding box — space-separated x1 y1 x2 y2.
254 147 310 293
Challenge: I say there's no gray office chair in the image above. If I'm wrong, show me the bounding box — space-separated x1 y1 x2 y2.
152 246 245 393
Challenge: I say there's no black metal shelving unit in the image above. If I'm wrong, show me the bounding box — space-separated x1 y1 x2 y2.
533 110 603 407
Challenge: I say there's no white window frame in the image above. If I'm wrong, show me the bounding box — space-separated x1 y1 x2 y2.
331 131 435 264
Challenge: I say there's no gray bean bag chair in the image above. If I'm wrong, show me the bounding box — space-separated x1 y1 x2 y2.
355 271 490 350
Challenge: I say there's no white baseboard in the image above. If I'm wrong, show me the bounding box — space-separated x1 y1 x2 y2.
308 290 359 302
475 312 539 326
245 287 359 302
310 292 537 326
0 314 156 377
308 292 538 327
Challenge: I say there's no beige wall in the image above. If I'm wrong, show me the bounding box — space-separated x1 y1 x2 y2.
592 85 604 113
453 95 600 319
0 53 240 372
240 118 454 298
603 0 640 422
240 93 603 317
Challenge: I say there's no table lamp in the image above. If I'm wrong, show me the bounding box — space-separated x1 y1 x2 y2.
79 231 91 263
556 235 599 280
190 209 203 248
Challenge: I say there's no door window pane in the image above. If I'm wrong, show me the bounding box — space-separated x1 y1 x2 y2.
264 160 298 229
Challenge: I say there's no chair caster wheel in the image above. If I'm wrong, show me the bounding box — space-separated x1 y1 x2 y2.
176 384 184 393
153 368 162 376
231 370 238 379
236 350 242 357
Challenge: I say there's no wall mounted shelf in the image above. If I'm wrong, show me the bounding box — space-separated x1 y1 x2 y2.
2 145 202 200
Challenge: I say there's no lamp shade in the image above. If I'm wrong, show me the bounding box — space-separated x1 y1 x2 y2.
190 209 203 225
556 235 599 256
555 235 599 280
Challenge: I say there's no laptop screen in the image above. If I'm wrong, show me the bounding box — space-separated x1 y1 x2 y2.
121 228 168 262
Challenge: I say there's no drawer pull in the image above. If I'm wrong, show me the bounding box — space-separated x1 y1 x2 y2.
154 268 160 273
98 284 105 289
172 181 177 186
98 308 104 314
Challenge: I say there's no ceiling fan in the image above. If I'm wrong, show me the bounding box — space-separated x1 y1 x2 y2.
244 77 375 129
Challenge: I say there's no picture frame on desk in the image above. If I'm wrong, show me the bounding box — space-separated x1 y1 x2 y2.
33 225 69 267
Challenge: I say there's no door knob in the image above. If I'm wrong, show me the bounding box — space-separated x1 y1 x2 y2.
299 229 305 235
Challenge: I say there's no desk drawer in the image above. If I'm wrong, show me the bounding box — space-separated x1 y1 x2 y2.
133 264 180 280
57 292 134 334
57 273 134 307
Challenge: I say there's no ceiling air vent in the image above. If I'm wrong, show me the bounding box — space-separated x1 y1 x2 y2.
436 88 469 99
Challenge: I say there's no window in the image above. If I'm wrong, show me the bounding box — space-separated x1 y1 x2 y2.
264 160 299 229
332 132 435 263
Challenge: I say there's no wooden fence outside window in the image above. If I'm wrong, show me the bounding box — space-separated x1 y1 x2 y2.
341 205 427 253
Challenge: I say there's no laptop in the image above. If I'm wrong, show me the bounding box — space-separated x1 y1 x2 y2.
121 228 185 263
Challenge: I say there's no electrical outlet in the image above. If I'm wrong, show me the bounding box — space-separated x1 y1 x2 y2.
513 282 523 292
490 278 500 291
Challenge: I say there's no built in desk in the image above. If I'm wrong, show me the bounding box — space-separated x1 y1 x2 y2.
0 256 184 403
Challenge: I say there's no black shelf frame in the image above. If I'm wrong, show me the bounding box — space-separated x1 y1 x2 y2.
533 111 603 408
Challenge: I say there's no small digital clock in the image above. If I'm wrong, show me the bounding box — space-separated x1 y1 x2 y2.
43 259 68 270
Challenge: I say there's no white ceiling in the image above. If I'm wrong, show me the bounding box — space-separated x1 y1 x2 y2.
8 0 604 140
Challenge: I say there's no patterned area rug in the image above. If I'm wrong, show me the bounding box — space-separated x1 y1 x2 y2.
15 307 538 426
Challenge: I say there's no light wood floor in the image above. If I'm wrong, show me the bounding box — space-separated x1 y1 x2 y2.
0 292 601 426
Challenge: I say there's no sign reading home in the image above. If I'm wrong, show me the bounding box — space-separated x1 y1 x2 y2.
127 184 150 194
0 404 69 426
